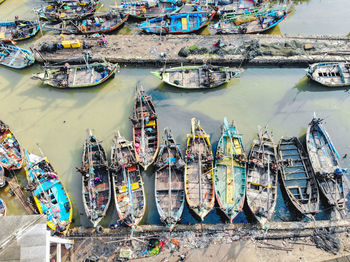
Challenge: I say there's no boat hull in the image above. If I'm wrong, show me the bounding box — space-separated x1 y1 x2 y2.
306 62 350 87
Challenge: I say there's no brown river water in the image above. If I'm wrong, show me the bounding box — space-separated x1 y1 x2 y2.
0 0 350 226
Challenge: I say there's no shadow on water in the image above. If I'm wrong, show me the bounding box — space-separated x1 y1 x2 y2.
295 76 350 93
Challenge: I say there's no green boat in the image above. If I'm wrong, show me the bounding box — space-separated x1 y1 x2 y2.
31 62 119 89
214 117 246 223
152 65 243 89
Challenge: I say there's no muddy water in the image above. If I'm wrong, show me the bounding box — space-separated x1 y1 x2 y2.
0 0 350 227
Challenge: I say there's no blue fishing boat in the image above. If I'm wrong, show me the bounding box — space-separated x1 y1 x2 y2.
306 114 346 213
0 165 5 188
0 198 6 216
0 20 40 41
24 150 73 234
214 118 246 223
0 44 35 69
139 9 216 34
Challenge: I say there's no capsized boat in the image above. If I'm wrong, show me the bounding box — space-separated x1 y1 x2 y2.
155 128 185 230
139 9 216 34
0 20 40 41
37 0 100 22
278 137 319 216
306 114 346 212
152 65 243 89
213 9 288 34
0 120 24 170
31 62 119 89
0 43 35 69
46 11 129 34
78 129 111 227
214 118 246 223
0 198 6 216
130 83 159 170
185 118 214 220
0 165 5 188
110 131 146 229
24 150 72 234
306 62 350 87
246 126 278 224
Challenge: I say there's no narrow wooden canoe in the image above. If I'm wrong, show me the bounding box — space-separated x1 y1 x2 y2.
185 118 214 221
139 10 216 34
0 198 6 216
31 62 119 89
0 120 24 170
0 165 5 188
152 65 243 89
130 83 159 170
155 128 185 230
278 137 319 217
121 1 182 19
0 20 40 42
213 9 288 34
47 11 129 35
24 150 73 234
246 126 278 224
214 118 246 223
78 129 111 227
306 114 346 212
110 131 146 229
0 44 35 69
306 62 350 87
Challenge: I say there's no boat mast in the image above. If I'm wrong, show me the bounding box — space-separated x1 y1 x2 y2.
167 136 172 220
138 88 146 166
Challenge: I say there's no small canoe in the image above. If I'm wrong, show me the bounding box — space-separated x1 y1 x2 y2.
185 118 214 221
130 83 159 170
47 11 129 34
139 10 216 34
278 137 319 216
37 1 100 22
306 62 350 87
121 1 182 19
246 126 278 224
152 65 243 89
0 120 24 170
31 62 119 89
213 9 288 34
24 150 73 234
78 129 111 227
110 131 146 229
0 20 40 42
306 114 346 211
0 165 5 188
0 44 35 69
0 198 6 216
214 118 246 223
155 128 185 230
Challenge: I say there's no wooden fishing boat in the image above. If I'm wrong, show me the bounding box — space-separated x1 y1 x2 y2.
37 0 100 22
214 118 246 223
0 20 40 41
278 137 319 216
0 165 5 188
306 62 350 87
121 1 182 19
152 65 243 89
31 62 119 89
78 129 111 227
110 131 146 229
216 0 268 15
213 9 288 34
185 118 214 220
139 9 216 34
130 83 159 170
24 150 73 234
306 114 346 211
155 128 185 230
0 120 24 170
46 11 129 34
0 198 6 216
0 44 35 69
246 126 278 224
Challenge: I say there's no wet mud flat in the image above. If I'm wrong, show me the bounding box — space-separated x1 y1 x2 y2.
60 219 350 261
33 34 350 66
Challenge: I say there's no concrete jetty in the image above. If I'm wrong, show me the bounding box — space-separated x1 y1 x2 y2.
33 34 350 66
